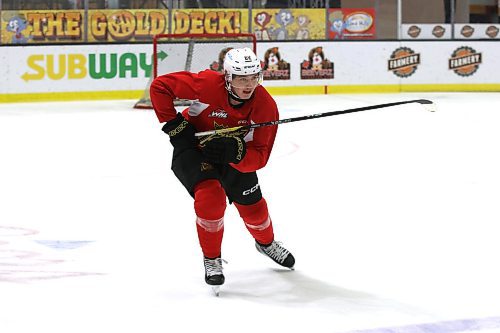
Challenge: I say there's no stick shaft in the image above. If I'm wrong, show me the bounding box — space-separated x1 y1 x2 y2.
195 99 432 137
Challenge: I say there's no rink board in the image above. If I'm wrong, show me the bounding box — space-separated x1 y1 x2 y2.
1 41 500 102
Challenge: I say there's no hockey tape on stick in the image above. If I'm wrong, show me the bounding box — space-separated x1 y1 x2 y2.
195 99 435 138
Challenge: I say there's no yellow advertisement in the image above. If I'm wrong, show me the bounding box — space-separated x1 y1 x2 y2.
2 8 325 44
252 8 325 40
172 9 249 34
87 9 168 42
1 9 170 44
2 10 84 44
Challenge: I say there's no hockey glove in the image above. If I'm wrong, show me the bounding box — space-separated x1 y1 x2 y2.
201 136 246 164
162 113 197 152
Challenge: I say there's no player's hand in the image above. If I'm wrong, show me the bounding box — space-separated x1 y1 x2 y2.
201 136 246 164
162 113 197 151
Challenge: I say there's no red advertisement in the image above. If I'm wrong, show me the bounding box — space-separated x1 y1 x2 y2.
327 8 375 40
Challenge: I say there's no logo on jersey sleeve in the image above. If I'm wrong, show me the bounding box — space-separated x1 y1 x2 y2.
188 100 210 117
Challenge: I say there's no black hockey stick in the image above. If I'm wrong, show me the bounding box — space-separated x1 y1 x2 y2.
195 99 434 138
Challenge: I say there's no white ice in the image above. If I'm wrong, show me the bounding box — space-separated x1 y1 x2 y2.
1 93 500 333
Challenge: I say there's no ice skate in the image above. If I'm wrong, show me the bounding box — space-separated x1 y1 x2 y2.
255 240 295 269
203 256 225 296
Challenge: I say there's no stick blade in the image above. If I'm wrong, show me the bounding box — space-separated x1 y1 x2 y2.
415 99 436 112
415 99 433 104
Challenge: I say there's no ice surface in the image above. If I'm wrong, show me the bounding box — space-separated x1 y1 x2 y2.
1 93 500 333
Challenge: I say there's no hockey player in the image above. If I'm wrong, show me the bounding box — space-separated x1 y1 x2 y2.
149 47 295 294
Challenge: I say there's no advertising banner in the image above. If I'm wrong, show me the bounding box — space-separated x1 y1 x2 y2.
87 9 169 42
1 10 85 44
256 41 497 88
171 9 249 35
251 8 325 40
402 24 452 39
2 41 500 102
0 44 152 96
403 23 500 39
1 9 171 44
327 8 376 40
454 24 500 39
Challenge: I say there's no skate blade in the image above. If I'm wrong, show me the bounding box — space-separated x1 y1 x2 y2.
211 286 221 296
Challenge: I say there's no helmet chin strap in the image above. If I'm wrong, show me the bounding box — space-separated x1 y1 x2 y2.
228 90 251 103
227 84 255 104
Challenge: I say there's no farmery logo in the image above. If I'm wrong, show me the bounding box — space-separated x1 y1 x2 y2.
21 52 152 81
448 46 482 77
388 47 420 78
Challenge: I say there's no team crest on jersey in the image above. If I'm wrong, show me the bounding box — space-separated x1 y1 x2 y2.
208 109 228 119
212 122 228 132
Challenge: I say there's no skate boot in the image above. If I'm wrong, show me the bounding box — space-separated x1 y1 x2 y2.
203 256 225 296
255 240 295 269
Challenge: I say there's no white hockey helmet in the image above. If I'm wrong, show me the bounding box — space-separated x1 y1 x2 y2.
223 47 262 99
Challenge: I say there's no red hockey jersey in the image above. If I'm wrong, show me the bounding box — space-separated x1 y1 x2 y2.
150 70 279 173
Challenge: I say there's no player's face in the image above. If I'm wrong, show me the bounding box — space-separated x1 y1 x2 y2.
231 73 260 99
